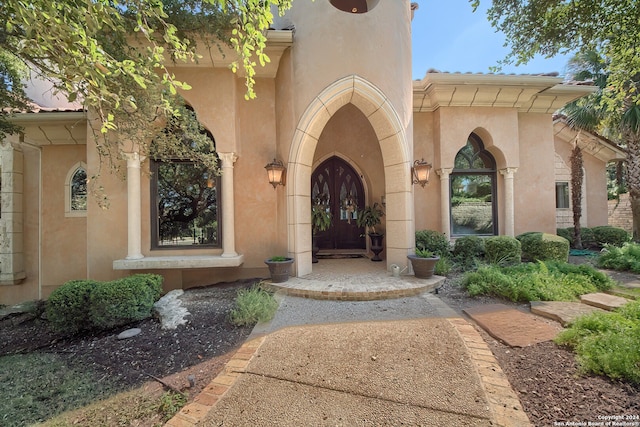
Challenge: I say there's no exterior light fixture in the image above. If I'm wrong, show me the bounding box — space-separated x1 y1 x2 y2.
265 158 286 189
411 159 432 187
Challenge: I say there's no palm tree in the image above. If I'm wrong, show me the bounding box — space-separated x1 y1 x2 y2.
562 51 640 240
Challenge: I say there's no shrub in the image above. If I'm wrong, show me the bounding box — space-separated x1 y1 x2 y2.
230 284 279 326
89 274 163 330
591 226 630 248
484 236 521 265
415 230 450 257
45 280 99 333
556 300 640 384
453 236 485 262
434 256 453 276
597 243 640 273
567 227 596 248
517 232 570 262
556 228 573 246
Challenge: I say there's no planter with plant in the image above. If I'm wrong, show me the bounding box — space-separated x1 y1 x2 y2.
356 202 385 262
264 256 294 283
407 248 440 279
311 202 332 263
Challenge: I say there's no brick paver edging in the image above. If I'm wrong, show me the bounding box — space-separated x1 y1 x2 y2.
164 336 267 427
448 318 532 427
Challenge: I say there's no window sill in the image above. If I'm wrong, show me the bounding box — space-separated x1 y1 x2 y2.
113 254 244 270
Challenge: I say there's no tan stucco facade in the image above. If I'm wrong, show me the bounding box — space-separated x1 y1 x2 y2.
0 1 617 304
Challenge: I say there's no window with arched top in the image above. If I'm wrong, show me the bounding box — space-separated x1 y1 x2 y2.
329 0 380 13
65 162 88 217
150 107 221 249
450 134 497 236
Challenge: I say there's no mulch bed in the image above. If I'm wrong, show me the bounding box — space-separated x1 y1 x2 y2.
1 269 639 426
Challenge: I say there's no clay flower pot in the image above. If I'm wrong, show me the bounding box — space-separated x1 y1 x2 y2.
265 257 294 283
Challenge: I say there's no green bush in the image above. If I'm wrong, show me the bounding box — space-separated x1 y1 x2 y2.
462 261 613 302
89 274 163 330
230 284 279 326
597 243 640 273
415 230 450 257
434 256 453 276
484 236 521 265
45 280 99 333
591 226 630 247
556 299 640 384
453 236 485 262
567 227 596 248
517 232 570 262
556 228 573 246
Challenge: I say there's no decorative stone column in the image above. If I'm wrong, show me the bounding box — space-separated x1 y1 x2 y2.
0 142 26 285
436 168 453 240
124 152 145 260
499 167 518 236
219 152 238 257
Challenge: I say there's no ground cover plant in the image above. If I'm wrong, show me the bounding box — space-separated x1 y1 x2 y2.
229 283 279 326
597 242 640 273
462 260 614 302
555 299 640 385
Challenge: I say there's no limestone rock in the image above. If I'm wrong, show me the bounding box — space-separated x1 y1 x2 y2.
154 289 190 330
117 328 142 340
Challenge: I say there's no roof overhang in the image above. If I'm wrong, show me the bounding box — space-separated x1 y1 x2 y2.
8 111 87 146
554 118 626 162
178 30 294 78
413 73 597 113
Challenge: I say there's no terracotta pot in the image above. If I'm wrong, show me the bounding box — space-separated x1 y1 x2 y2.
264 258 294 283
407 254 440 279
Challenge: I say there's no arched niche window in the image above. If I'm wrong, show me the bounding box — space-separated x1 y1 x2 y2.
150 107 221 249
450 134 497 236
65 162 87 217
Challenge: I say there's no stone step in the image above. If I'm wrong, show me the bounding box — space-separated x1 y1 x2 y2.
530 301 606 326
580 292 630 311
606 287 640 300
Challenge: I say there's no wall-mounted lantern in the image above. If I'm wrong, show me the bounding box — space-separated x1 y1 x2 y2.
411 159 432 187
265 158 286 189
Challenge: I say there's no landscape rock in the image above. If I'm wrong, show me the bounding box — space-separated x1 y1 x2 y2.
117 328 142 340
153 289 190 330
530 301 606 326
580 292 630 311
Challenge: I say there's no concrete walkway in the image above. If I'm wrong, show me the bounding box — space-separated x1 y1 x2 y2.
165 259 531 427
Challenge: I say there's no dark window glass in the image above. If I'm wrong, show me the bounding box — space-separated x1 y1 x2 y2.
556 182 570 209
451 134 497 236
71 168 87 211
151 160 221 248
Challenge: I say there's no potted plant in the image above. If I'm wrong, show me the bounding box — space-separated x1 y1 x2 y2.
311 203 332 263
264 256 295 283
356 202 385 262
407 248 440 279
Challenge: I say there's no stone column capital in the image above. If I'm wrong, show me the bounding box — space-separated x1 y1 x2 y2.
122 152 146 167
499 167 518 177
436 168 453 178
218 152 238 167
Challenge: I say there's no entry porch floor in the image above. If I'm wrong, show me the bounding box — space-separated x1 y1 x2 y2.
264 257 445 301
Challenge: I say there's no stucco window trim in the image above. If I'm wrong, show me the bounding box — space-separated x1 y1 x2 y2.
113 254 244 270
64 161 88 218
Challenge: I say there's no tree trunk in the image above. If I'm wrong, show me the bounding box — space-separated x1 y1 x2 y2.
625 129 640 241
570 144 584 249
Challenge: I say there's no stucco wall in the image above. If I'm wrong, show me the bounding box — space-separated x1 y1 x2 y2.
413 111 440 232
41 145 87 298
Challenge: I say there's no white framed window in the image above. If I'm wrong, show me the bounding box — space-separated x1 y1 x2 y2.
556 182 570 209
65 162 87 217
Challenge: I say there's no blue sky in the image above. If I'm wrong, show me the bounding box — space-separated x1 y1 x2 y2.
411 0 572 80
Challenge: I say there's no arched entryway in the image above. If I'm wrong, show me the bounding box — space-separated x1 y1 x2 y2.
287 75 414 276
312 156 366 250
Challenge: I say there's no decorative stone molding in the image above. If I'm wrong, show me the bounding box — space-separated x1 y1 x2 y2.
436 168 453 240
123 152 145 260
499 167 518 236
0 143 26 285
219 152 239 257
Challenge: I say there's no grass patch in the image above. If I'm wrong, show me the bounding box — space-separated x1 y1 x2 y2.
229 283 279 326
0 352 123 426
555 299 640 385
37 388 185 427
462 261 614 302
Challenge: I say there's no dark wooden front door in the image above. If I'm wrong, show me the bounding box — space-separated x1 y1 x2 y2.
311 157 366 250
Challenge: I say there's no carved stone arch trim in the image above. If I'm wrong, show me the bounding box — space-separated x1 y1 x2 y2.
288 75 412 276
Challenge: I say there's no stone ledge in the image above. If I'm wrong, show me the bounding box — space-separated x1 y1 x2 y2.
112 254 244 270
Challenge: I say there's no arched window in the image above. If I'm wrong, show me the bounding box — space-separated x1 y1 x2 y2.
450 134 497 236
150 108 221 249
65 162 87 217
